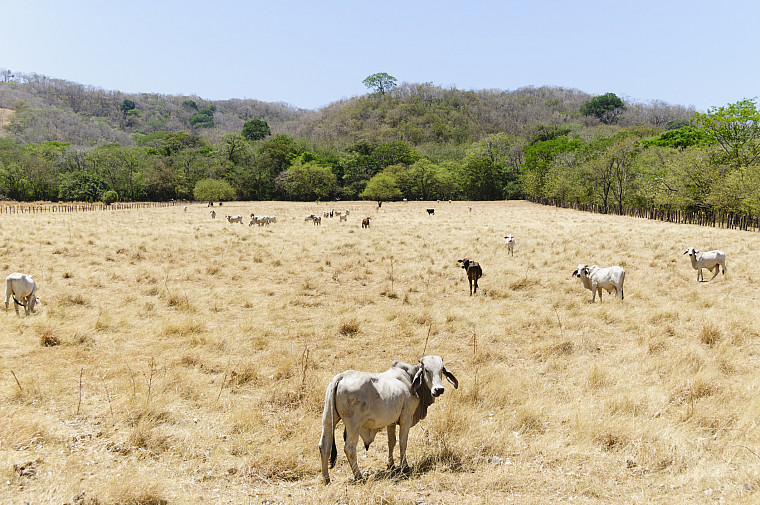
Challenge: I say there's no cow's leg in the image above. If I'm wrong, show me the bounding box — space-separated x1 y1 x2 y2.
697 268 703 282
386 424 396 469
473 276 478 294
343 425 363 481
398 422 412 471
709 266 719 281
468 277 473 295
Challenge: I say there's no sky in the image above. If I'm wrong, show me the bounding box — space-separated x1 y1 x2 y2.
3 0 757 112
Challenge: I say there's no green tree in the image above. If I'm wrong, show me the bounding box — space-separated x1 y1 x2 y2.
580 93 625 124
193 178 236 201
190 108 214 129
242 119 271 141
119 99 135 115
694 98 760 167
360 172 402 201
101 190 118 205
279 161 336 201
369 141 419 175
643 125 708 149
58 171 109 201
362 73 398 95
460 157 504 200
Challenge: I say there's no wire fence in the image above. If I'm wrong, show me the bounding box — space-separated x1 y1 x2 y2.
528 197 760 232
0 201 189 214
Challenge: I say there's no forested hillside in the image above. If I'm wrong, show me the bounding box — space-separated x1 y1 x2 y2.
2 69 759 221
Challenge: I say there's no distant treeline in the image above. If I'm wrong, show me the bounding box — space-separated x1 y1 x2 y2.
3 72 760 223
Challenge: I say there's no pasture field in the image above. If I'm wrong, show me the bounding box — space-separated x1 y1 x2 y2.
1 200 760 504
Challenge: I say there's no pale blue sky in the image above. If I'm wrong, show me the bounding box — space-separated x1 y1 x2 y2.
3 0 756 111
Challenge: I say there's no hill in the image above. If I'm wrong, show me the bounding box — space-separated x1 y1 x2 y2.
0 72 694 148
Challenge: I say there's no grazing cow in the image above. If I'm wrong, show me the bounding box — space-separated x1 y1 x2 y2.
5 273 40 316
208 201 214 207
339 213 347 222
457 258 482 295
426 209 435 215
684 247 726 282
210 210 216 219
572 264 625 302
504 234 515 256
319 355 458 484
362 217 371 228
225 215 243 224
313 215 322 226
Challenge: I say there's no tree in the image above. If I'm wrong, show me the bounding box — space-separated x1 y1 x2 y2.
119 100 135 115
360 172 402 201
279 161 336 201
193 178 236 201
694 98 760 167
580 93 625 124
369 141 420 175
189 108 214 129
101 190 118 205
643 125 708 149
362 73 398 95
242 119 271 141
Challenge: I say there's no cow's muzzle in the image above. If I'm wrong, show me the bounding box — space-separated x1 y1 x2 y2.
432 387 444 397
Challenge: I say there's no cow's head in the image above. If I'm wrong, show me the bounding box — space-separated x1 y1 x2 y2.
684 247 698 257
412 355 458 397
572 264 589 278
457 259 470 270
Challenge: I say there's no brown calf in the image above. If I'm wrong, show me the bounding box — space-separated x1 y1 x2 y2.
457 258 482 295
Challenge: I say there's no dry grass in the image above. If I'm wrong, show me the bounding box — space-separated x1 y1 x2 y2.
2 200 760 503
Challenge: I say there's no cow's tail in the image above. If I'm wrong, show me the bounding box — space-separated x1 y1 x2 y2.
319 373 342 483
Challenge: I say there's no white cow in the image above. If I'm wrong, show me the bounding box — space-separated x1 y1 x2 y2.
183 206 188 212
210 210 216 219
504 234 515 256
684 247 726 282
226 215 243 224
319 355 458 484
572 264 625 302
339 213 347 222
5 273 40 316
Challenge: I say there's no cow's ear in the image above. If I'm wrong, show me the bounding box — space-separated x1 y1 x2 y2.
443 367 459 389
411 366 424 394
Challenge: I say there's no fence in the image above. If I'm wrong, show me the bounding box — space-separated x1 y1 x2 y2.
0 201 187 214
528 197 760 233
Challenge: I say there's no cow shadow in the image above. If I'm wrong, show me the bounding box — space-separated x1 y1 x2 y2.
366 453 466 482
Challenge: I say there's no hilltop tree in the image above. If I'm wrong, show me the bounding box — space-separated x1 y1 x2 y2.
580 93 625 124
242 118 271 141
362 73 398 95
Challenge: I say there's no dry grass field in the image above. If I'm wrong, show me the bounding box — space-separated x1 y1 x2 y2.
2 200 760 504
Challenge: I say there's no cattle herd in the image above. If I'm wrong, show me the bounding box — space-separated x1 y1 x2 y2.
3 202 730 485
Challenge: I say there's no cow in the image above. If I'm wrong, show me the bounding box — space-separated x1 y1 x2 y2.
684 247 726 282
426 209 435 215
572 264 625 302
319 355 458 484
457 258 482 295
5 273 40 316
362 217 371 228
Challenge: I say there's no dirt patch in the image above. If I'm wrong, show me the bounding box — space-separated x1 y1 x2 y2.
0 108 14 136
